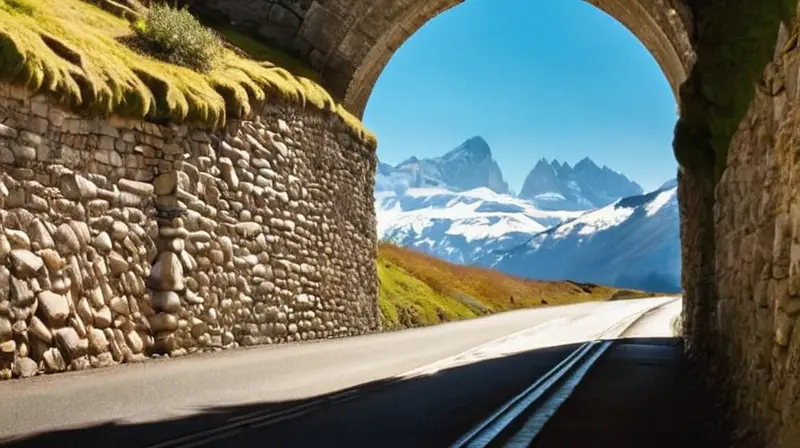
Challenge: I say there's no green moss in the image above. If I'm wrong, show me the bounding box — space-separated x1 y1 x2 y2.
0 0 376 147
133 4 224 73
1 0 34 15
677 0 798 183
378 259 478 330
214 26 320 83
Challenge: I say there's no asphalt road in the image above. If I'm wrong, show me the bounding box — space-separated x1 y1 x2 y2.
0 296 680 447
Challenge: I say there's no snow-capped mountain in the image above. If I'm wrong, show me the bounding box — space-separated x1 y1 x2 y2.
376 136 509 194
376 182 680 293
518 157 643 211
658 177 678 190
486 183 680 292
374 134 679 292
376 187 582 264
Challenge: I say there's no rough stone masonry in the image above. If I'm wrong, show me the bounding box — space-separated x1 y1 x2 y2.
188 1 800 446
0 83 379 379
707 12 800 447
188 0 695 116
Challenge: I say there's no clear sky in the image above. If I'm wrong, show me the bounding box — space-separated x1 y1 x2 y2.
362 0 679 194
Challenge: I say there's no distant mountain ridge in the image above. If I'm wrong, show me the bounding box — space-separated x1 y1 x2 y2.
376 136 509 195
374 136 678 292
487 181 680 292
377 137 643 211
376 181 680 293
518 157 643 211
375 187 581 265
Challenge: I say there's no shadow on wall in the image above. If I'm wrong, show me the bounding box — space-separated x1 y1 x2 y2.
4 339 721 448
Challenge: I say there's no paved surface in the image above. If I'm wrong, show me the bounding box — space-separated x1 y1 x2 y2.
533 337 726 448
0 297 680 447
622 297 682 339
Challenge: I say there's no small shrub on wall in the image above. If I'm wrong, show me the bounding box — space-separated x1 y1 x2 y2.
132 2 222 72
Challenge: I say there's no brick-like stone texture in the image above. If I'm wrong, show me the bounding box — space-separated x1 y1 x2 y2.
710 15 800 448
3 5 799 446
192 0 311 49
0 83 379 379
189 1 800 444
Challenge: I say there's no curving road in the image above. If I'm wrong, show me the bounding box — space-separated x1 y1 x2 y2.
0 296 681 447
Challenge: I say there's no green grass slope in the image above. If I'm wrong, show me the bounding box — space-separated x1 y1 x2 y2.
0 0 374 145
377 243 659 330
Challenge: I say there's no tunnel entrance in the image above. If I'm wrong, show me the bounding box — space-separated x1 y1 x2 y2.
184 0 800 444
365 0 682 298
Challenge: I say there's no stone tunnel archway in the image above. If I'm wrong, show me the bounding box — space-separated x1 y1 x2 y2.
181 0 800 445
3 0 800 445
336 0 695 117
190 0 696 117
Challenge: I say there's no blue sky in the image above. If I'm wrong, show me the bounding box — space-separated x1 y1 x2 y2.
362 0 679 193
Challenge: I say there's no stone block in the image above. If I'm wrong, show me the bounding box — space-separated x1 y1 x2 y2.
9 250 43 278
11 143 35 161
38 291 70 327
54 327 88 361
0 123 18 139
149 252 184 291
118 179 154 197
155 172 179 196
149 313 178 333
29 316 52 343
13 357 38 378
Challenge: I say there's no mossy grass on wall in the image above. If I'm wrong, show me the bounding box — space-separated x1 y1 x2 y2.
213 25 320 84
675 0 798 183
0 0 376 146
132 3 223 73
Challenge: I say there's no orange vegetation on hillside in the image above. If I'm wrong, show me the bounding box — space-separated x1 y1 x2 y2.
378 242 650 314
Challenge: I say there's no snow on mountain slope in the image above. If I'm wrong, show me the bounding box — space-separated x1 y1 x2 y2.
658 177 678 190
376 187 582 264
376 136 509 194
518 157 643 211
485 183 680 292
374 132 678 292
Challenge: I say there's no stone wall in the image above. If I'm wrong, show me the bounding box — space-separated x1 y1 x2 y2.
711 14 800 447
191 0 310 50
190 0 694 116
0 84 379 379
174 106 380 351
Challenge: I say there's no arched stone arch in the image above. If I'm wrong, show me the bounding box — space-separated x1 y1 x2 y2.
314 0 696 117
189 0 694 117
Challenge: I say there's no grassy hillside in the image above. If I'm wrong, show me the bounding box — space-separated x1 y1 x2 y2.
0 0 374 145
377 243 658 330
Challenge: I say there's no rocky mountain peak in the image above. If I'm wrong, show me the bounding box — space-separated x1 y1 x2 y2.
376 136 509 195
574 157 599 171
445 136 492 162
532 158 554 171
519 157 642 211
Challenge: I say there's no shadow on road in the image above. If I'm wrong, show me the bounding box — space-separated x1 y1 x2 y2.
1 337 727 448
